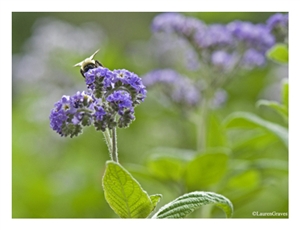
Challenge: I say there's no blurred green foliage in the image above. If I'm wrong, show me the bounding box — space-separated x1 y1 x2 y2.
12 12 288 218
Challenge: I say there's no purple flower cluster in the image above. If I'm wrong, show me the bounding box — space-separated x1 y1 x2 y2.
151 13 288 70
142 69 200 107
266 13 288 31
49 67 146 137
211 51 237 71
84 67 147 105
227 21 275 50
49 91 97 137
143 13 288 109
106 90 133 115
152 13 205 38
194 24 233 49
142 69 230 109
266 13 288 43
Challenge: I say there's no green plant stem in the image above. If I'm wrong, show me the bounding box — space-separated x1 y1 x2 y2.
103 129 113 158
197 97 209 151
112 127 118 162
103 128 119 162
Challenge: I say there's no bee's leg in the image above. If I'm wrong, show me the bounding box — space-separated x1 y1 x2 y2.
95 60 103 67
80 69 85 78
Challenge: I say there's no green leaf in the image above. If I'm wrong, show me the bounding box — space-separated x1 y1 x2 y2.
282 79 289 108
224 112 288 148
256 79 289 122
152 191 234 218
230 130 276 152
227 170 261 190
252 159 288 172
147 147 195 161
102 161 153 218
147 158 185 181
267 43 288 64
150 194 162 212
147 148 195 181
256 99 288 120
229 159 288 174
185 149 229 190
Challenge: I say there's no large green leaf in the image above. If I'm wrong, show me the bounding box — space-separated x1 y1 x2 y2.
227 170 261 190
224 112 288 148
230 130 276 152
102 161 153 218
256 99 288 121
267 43 288 64
147 158 185 181
229 159 288 174
152 191 233 218
147 148 195 181
185 149 229 190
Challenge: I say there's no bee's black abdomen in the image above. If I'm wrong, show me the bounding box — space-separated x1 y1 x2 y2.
83 64 97 73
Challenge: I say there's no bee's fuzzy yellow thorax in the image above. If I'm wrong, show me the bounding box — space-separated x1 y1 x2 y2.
74 49 100 68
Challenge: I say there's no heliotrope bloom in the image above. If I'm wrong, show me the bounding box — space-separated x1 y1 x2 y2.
151 13 279 69
84 66 147 105
49 91 96 137
266 13 288 31
142 69 229 109
151 12 205 37
266 13 288 43
142 69 200 107
144 13 288 109
49 67 146 137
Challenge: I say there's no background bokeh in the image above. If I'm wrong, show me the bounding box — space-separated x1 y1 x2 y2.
12 12 288 218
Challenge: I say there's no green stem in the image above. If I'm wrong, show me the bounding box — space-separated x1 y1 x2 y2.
103 128 119 162
197 97 209 151
111 127 118 163
103 129 114 161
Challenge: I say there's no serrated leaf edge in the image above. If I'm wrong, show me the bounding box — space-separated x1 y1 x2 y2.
152 191 233 219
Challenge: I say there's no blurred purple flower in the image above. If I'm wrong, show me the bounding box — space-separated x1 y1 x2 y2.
211 50 236 71
227 21 275 52
194 24 233 48
152 12 205 37
242 48 266 68
266 13 288 31
266 13 288 43
211 89 228 108
142 69 200 107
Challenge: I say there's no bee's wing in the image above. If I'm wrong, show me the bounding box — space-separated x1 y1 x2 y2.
74 49 99 67
74 61 83 67
89 49 100 59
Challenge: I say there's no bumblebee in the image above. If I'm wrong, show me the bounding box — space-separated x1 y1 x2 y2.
74 49 103 78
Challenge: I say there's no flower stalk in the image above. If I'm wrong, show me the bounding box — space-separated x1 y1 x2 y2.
112 127 118 162
197 97 208 151
103 129 113 158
